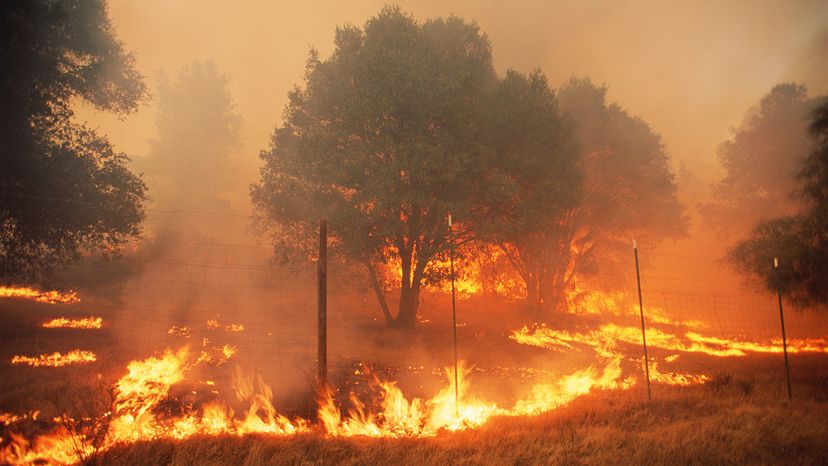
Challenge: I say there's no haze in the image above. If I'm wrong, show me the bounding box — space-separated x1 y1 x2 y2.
81 0 827 180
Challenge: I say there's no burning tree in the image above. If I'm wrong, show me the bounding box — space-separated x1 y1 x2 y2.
482 78 686 313
473 71 582 311
549 78 686 309
252 7 498 327
0 0 147 284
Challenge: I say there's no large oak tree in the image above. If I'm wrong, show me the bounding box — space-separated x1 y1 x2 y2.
253 8 498 327
253 6 594 328
0 0 148 284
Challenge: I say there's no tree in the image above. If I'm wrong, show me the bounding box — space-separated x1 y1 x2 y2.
730 101 828 307
473 70 582 311
140 60 242 235
702 84 825 237
545 78 686 310
252 7 497 328
0 0 147 284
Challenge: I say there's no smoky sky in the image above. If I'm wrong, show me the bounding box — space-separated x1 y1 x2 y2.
79 0 827 183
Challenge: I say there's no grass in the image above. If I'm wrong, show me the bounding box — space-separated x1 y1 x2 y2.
2 298 827 465
93 371 828 466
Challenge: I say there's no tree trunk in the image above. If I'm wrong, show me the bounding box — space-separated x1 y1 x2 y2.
395 283 420 328
365 260 394 325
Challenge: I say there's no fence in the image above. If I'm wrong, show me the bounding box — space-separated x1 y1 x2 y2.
4 210 828 421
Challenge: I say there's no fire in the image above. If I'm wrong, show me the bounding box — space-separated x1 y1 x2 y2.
510 323 828 358
381 250 484 300
319 363 497 437
566 287 706 329
42 317 102 329
509 357 634 415
10 350 96 367
0 286 79 304
206 319 245 332
3 348 639 463
2 346 308 464
648 362 709 386
167 326 192 337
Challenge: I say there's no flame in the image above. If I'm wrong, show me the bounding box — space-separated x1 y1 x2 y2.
0 286 79 304
10 350 96 367
319 363 497 437
206 319 245 332
167 326 192 338
510 323 828 359
648 362 709 386
2 345 307 464
509 357 634 415
381 250 484 300
566 287 706 329
42 317 102 329
3 348 640 463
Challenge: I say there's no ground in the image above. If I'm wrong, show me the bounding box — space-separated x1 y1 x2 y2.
2 295 828 465
97 373 828 465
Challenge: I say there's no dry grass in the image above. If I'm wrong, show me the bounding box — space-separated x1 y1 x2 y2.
95 373 828 466
3 300 827 465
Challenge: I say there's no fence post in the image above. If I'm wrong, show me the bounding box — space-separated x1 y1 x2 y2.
317 220 327 391
634 240 652 402
774 257 792 400
448 213 459 417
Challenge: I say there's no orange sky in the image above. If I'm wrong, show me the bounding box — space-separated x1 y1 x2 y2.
82 0 827 175
76 0 828 296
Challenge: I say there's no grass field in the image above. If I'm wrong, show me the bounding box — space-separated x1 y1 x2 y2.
2 297 828 465
93 367 828 466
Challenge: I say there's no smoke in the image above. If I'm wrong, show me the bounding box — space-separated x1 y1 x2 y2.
56 0 828 408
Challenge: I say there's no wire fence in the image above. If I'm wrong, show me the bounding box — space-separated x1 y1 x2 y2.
3 208 828 416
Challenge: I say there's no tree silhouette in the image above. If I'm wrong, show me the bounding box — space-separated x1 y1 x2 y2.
1 0 147 283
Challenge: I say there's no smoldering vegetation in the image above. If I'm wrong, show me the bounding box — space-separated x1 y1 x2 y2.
2 1 828 465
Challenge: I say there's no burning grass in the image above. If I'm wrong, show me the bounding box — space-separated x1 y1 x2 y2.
511 323 828 358
42 317 102 330
0 286 79 305
1 345 641 463
92 371 828 465
10 350 97 368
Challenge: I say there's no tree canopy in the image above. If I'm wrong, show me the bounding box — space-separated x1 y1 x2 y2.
253 7 499 327
539 78 686 308
473 71 582 311
702 84 825 237
0 0 148 284
140 60 242 237
730 101 828 307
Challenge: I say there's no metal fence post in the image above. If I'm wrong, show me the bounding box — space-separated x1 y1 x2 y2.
634 240 652 402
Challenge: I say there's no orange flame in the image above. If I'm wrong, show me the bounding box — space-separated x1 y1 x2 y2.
10 350 96 367
0 286 79 304
42 317 102 329
206 319 244 332
510 324 828 359
167 326 192 338
3 348 639 463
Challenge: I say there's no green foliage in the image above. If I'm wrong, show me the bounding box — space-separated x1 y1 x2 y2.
730 101 828 307
0 0 148 283
252 7 499 326
474 71 582 309
521 78 686 308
